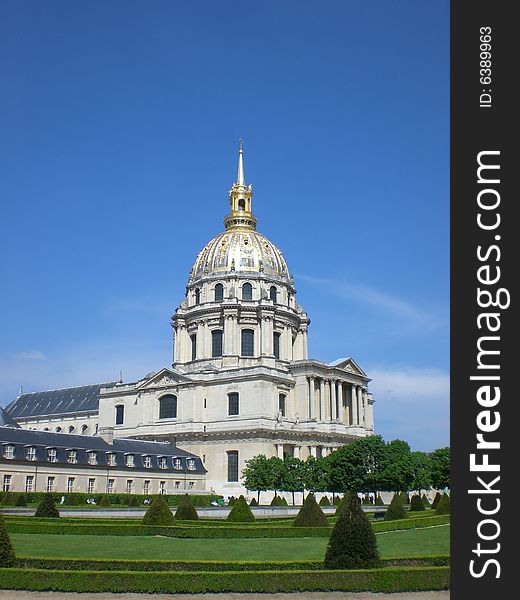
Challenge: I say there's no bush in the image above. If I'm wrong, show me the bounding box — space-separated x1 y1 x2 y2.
431 492 442 509
34 493 60 518
319 496 331 506
227 496 236 507
227 495 255 522
1 492 14 506
399 492 410 504
333 495 342 506
362 495 372 505
14 494 27 507
175 494 199 520
0 513 16 567
126 495 141 507
384 494 407 521
375 494 385 506
141 495 175 526
410 495 425 512
293 493 329 527
98 495 111 508
324 491 380 569
249 497 258 507
421 494 431 507
64 494 80 506
435 494 450 515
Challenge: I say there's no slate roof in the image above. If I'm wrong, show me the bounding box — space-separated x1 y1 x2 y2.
0 426 206 474
0 407 20 428
5 383 117 419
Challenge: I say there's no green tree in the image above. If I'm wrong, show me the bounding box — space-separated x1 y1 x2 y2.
34 493 59 518
175 494 199 520
242 455 272 503
411 451 432 493
280 457 306 505
303 456 330 493
380 439 415 493
141 495 175 525
0 514 16 567
324 491 380 569
429 447 451 490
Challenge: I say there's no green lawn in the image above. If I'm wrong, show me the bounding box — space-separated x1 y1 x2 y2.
11 525 449 561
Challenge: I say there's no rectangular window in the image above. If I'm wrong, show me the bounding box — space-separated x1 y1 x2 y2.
279 394 286 417
107 453 116 466
241 329 254 357
211 330 223 357
188 481 194 489
187 459 196 470
87 452 97 465
2 474 11 492
227 450 239 482
67 450 77 464
47 448 57 462
143 456 151 468
228 392 239 416
126 454 134 467
175 481 180 489
191 334 197 360
143 480 150 495
46 476 55 493
273 332 281 359
87 478 95 494
3 445 14 459
67 477 75 493
25 475 34 493
159 481 166 494
126 480 133 494
173 458 182 470
107 478 115 494
159 457 167 469
115 405 124 425
26 447 36 461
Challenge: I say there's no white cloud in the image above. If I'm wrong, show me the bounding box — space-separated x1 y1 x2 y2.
14 351 48 361
367 365 450 451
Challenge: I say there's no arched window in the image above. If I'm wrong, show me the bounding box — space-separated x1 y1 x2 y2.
159 395 177 419
269 286 277 302
115 405 124 425
228 392 239 416
273 332 281 359
212 329 223 357
214 283 224 302
194 288 201 305
81 424 88 435
241 329 254 357
278 394 286 417
191 334 197 361
238 199 245 211
242 282 253 301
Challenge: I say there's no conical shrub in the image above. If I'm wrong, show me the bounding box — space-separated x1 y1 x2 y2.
436 493 450 515
270 495 282 506
34 493 59 518
249 497 258 507
432 491 442 509
422 494 431 507
333 495 342 506
410 494 425 511
375 494 385 506
319 495 331 506
384 493 407 521
141 495 175 525
64 494 80 506
175 494 199 520
14 494 27 507
98 494 111 507
227 495 255 522
0 514 16 567
324 491 380 569
293 493 329 527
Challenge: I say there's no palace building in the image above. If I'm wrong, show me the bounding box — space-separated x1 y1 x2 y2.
3 143 375 498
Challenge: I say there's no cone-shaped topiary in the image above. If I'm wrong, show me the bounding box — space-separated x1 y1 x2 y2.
432 491 442 509
64 494 80 506
293 493 329 527
14 494 27 507
410 494 425 511
384 493 407 521
324 491 380 569
333 495 342 506
0 513 16 567
141 495 175 525
436 493 450 515
399 492 410 504
375 494 385 506
98 494 111 507
421 494 431 506
319 495 331 506
249 497 258 507
127 495 141 507
34 493 59 518
1 493 13 506
227 496 236 506
270 495 281 506
227 495 255 522
175 494 199 520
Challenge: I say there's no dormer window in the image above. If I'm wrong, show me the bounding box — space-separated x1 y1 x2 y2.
3 445 14 459
26 446 36 461
47 448 57 463
107 453 117 466
67 450 77 464
126 454 135 467
87 451 97 465
173 458 182 470
143 456 151 468
187 459 196 471
159 456 167 469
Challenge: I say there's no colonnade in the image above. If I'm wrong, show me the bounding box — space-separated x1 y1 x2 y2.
306 376 368 427
275 444 337 460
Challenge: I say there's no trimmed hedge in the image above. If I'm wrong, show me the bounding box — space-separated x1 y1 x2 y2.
0 566 450 593
373 515 450 533
410 495 425 512
293 493 329 528
174 494 199 521
226 496 255 522
436 494 451 515
34 494 59 518
13 555 450 572
141 495 175 526
0 514 15 567
385 494 407 521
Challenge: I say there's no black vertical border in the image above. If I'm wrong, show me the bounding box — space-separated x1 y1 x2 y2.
451 1 516 597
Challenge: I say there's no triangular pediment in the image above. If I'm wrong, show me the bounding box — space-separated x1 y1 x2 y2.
329 357 367 377
136 368 192 390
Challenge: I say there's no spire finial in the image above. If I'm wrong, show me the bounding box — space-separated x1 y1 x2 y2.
237 138 245 186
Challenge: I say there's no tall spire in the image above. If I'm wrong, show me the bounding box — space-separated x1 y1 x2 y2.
237 138 245 185
225 139 256 230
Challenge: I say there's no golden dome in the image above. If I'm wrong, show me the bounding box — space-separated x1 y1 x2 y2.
191 229 290 281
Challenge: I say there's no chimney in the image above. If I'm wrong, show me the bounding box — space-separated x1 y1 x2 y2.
99 426 114 445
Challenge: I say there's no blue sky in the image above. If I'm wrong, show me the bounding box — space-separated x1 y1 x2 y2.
0 1 449 450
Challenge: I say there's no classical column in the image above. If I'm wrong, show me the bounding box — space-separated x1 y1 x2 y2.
308 376 316 420
294 446 301 459
337 382 344 423
319 379 325 421
331 380 337 421
276 444 284 459
309 446 317 458
351 384 359 425
362 389 368 427
357 386 363 426
223 316 232 355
